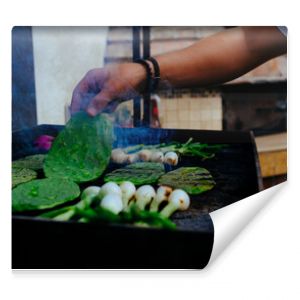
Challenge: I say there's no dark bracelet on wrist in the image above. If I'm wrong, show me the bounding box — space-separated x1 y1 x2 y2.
133 59 153 94
134 57 161 94
147 57 161 91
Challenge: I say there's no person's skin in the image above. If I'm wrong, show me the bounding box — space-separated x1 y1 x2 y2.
71 26 286 116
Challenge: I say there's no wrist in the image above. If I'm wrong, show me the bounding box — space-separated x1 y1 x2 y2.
132 58 161 94
126 62 148 94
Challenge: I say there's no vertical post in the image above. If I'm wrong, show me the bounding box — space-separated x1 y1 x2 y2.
132 26 141 127
143 26 150 59
142 26 151 127
12 26 37 131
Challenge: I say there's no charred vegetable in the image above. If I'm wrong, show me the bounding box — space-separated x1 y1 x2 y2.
104 162 165 185
39 181 176 229
112 138 225 164
135 185 156 210
158 167 215 195
160 189 190 218
150 186 172 212
12 154 46 170
119 181 136 209
138 149 152 162
44 112 113 183
163 151 178 166
12 178 80 213
12 167 37 188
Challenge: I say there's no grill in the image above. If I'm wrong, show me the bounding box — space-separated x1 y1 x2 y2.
12 125 262 269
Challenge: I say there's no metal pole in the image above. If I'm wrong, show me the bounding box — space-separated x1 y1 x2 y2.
143 26 150 59
142 26 151 127
132 26 141 127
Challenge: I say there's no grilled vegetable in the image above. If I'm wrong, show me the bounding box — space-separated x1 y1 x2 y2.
99 182 122 198
111 149 128 164
12 178 80 213
100 193 123 214
81 186 101 201
158 167 215 195
160 189 190 218
138 149 152 162
127 153 139 164
37 181 177 229
150 151 164 163
80 186 101 208
12 154 46 170
40 182 125 221
115 138 225 161
44 112 113 183
135 185 156 210
119 181 136 209
163 151 178 166
39 185 101 221
150 186 172 212
104 162 165 185
12 167 37 188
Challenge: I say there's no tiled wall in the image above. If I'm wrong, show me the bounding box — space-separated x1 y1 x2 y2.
115 94 223 130
159 96 222 130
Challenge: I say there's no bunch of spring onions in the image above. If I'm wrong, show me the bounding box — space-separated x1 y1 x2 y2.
111 138 226 165
39 181 191 229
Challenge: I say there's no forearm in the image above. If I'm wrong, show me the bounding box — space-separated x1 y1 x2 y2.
71 27 286 116
154 26 286 88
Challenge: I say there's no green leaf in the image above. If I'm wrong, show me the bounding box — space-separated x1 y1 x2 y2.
12 178 80 212
104 162 165 185
44 112 114 182
12 167 37 188
12 154 46 170
158 167 215 195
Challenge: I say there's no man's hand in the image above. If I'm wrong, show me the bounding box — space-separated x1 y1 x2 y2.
71 63 146 116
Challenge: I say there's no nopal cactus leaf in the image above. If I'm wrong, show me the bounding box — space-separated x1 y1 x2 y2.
44 112 114 183
12 167 37 188
104 162 165 185
12 178 80 212
158 167 215 195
